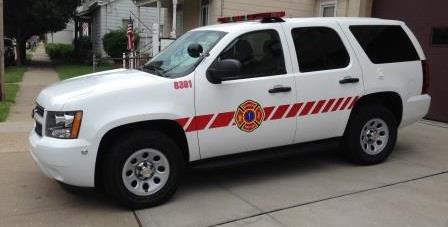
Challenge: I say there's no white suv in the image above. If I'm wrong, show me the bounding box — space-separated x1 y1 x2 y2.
29 15 431 208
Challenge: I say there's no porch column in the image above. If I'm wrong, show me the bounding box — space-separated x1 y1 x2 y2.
151 0 162 56
152 23 160 56
137 6 141 28
170 0 178 38
157 0 161 35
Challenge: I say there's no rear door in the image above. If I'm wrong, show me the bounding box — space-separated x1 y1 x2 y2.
282 21 364 143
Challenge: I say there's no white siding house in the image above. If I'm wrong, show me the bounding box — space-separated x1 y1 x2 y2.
46 21 75 45
78 0 163 57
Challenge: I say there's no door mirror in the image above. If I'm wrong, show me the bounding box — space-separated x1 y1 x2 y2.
206 59 242 84
187 43 203 58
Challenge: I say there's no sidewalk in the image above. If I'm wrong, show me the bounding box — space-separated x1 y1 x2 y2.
0 45 139 227
7 44 59 122
0 44 59 154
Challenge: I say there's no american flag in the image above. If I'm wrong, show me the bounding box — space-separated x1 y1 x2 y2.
127 17 134 51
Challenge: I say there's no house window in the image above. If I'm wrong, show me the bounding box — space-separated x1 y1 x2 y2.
432 27 448 45
200 0 209 26
122 19 131 28
320 2 336 17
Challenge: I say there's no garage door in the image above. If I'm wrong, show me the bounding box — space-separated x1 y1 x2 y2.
372 0 448 122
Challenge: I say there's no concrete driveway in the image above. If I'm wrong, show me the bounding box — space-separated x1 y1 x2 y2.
0 120 447 227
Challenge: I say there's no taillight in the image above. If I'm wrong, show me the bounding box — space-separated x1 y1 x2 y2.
421 60 430 94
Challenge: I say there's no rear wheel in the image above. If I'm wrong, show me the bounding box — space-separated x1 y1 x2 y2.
342 104 397 165
103 131 184 209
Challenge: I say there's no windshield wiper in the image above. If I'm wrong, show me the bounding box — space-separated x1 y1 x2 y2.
142 64 165 77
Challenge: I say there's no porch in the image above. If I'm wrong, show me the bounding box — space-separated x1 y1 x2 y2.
136 0 206 55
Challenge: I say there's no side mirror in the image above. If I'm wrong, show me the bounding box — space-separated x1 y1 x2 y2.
206 59 242 84
187 43 203 58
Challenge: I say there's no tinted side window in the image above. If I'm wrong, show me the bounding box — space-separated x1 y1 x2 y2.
350 25 420 64
291 27 350 73
218 30 286 78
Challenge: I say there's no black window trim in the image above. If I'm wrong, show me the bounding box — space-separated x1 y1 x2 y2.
291 26 351 74
207 29 288 81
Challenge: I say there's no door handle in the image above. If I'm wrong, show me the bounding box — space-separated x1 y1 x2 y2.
269 86 291 93
339 77 359 84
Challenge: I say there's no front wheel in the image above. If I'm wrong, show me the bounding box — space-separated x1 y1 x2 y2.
103 131 184 209
342 104 398 165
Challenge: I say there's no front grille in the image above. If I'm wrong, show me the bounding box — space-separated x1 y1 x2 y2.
35 122 43 137
35 104 44 117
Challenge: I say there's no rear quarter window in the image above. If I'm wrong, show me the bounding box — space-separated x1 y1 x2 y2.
349 25 420 64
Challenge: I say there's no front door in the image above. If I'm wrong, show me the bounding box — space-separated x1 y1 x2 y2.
194 26 297 159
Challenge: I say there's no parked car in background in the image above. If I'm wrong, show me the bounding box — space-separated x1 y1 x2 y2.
4 38 15 66
25 36 39 50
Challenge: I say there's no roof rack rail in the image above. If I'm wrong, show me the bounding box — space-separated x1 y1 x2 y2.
217 11 286 24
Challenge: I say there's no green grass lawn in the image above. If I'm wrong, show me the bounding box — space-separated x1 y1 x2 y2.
5 66 27 83
0 66 27 122
55 63 115 80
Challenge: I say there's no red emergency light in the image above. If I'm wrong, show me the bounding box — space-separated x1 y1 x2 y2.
217 11 286 23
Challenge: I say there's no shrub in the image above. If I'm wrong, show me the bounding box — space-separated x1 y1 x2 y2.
73 37 93 63
103 28 139 58
45 43 74 60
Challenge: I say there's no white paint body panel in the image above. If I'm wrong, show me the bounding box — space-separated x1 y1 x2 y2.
195 23 296 158
31 69 198 186
282 20 364 143
29 18 431 187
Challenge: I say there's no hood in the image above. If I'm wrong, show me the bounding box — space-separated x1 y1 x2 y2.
36 69 166 110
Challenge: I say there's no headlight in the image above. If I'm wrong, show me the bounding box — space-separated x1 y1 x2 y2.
46 111 83 139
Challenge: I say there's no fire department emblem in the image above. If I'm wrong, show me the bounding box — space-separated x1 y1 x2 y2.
234 100 265 132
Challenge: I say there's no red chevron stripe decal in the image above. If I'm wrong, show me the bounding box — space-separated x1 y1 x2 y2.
176 118 189 128
348 96 359 109
340 97 352 110
300 101 315 116
331 98 344 112
177 96 361 132
263 106 275 120
271 105 290 120
210 111 235 129
311 100 326 114
285 103 303 118
186 114 214 132
322 99 335 113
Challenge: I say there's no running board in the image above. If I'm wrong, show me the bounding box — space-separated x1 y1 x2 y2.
190 137 341 169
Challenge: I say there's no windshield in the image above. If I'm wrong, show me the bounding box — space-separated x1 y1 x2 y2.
143 30 227 78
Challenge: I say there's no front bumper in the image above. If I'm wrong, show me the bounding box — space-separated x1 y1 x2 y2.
28 129 96 187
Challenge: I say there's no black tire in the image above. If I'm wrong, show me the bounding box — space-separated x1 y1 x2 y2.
342 104 397 165
103 130 184 209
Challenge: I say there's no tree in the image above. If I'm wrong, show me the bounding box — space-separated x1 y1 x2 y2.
4 0 80 65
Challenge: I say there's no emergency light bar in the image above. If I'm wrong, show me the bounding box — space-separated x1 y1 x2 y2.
217 11 286 23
